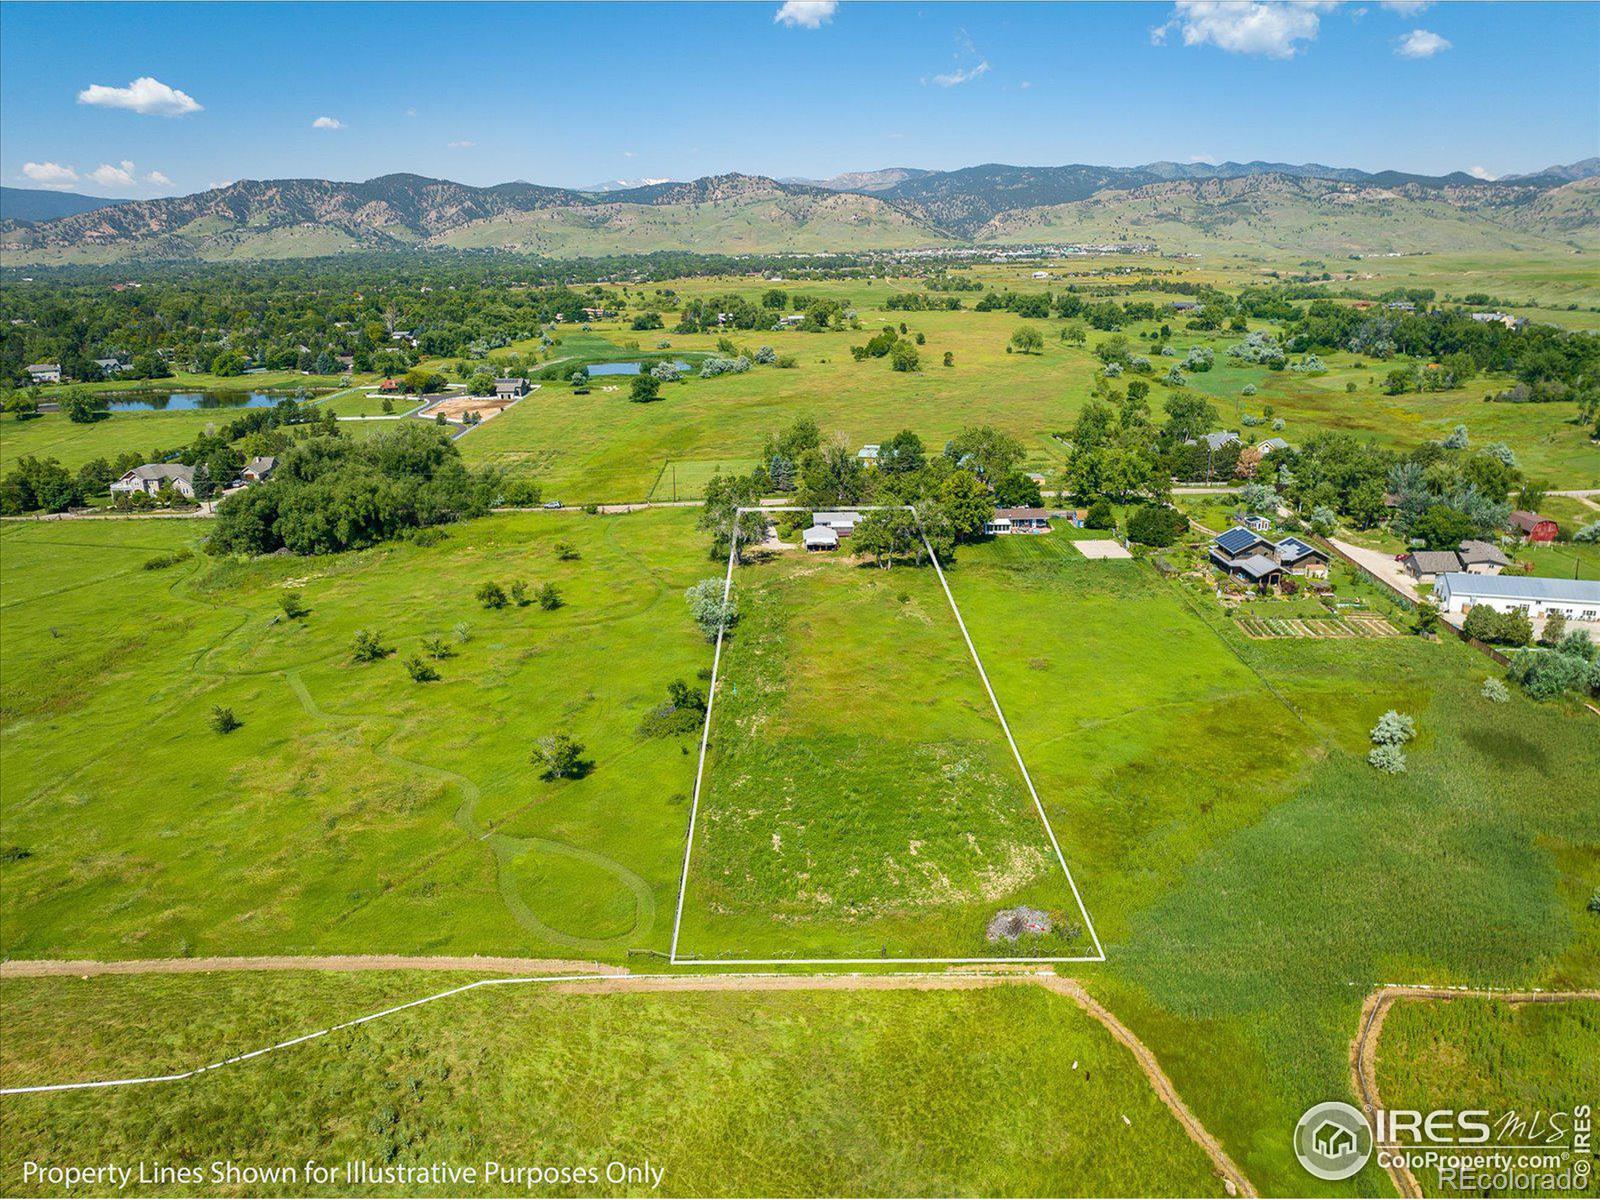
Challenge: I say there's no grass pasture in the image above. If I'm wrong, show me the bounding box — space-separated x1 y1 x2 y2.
1375 996 1600 1197
0 973 1224 1198
675 550 1095 962
0 509 714 962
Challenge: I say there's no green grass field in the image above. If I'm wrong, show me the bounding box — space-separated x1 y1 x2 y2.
0 974 1224 1198
0 509 714 961
675 551 1093 961
1375 996 1600 1198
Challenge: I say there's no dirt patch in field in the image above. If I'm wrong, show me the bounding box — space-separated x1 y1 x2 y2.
426 395 520 423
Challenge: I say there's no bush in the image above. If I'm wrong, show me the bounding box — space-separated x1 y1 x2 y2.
422 634 454 659
537 582 563 611
1480 677 1510 703
554 541 580 561
753 346 777 365
1507 649 1593 700
1084 500 1116 530
510 581 530 607
500 478 544 507
278 592 309 620
208 705 241 735
476 581 508 609
630 375 661 403
686 577 737 641
404 655 440 682
1462 604 1533 647
453 622 472 644
409 526 450 547
649 361 681 383
1368 743 1407 774
1370 710 1417 746
532 733 587 780
143 549 193 571
351 629 390 662
776 355 798 369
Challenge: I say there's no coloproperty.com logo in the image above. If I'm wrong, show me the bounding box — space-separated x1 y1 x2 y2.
1295 1101 1595 1193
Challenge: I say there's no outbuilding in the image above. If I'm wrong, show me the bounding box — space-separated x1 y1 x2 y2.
1434 574 1600 622
803 526 839 552
1509 511 1559 543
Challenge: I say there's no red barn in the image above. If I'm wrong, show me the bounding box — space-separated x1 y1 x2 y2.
1509 510 1559 543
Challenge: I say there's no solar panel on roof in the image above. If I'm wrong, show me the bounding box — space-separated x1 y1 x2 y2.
1216 527 1262 553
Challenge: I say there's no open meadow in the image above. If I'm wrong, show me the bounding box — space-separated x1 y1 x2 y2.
675 550 1095 962
0 973 1225 1198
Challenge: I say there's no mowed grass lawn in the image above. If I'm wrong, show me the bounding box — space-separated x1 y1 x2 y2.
0 974 1224 1198
1375 996 1600 1198
676 551 1094 961
0 509 716 961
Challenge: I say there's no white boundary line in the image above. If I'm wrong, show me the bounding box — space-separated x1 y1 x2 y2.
0 973 604 1096
669 506 1105 966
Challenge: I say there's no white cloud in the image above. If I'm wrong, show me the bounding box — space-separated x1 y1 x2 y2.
774 0 836 28
623 150 638 159
1018 80 1033 90
1152 1 1336 59
312 116 345 130
209 179 235 190
405 107 418 117
1380 0 1431 14
77 76 202 117
928 60 990 87
22 161 79 189
447 139 476 149
1396 28 1451 57
145 170 174 186
1468 165 1497 181
88 160 137 187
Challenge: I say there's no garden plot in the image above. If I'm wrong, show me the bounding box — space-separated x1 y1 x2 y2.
672 550 1099 963
1236 614 1400 639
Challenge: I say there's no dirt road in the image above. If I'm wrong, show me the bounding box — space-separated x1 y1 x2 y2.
0 955 624 979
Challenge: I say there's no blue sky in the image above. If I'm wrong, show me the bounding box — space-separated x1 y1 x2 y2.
2 2 1595 197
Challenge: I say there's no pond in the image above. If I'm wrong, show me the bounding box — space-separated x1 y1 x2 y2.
585 360 691 377
104 391 305 412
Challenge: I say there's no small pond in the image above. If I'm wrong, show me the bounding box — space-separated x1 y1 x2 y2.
585 360 691 377
105 391 305 412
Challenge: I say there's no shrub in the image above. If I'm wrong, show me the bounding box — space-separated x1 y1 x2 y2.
630 375 662 404
1368 743 1407 774
208 705 241 734
500 478 544 507
753 346 777 365
142 549 193 571
351 629 390 662
404 655 440 682
537 582 563 611
1462 604 1533 647
452 622 472 644
476 581 508 610
532 733 586 780
278 592 309 620
554 541 580 561
510 581 530 607
1370 710 1417 746
686 578 737 641
1507 649 1592 700
649 361 681 382
776 355 798 369
1480 677 1510 703
1084 500 1116 530
889 341 920 372
422 634 454 659
409 526 450 547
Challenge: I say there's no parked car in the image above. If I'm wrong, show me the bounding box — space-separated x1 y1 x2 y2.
543 500 562 509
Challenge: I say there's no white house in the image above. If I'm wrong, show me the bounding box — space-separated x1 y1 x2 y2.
110 463 196 499
856 444 880 466
494 377 529 399
803 525 839 552
26 363 61 384
811 511 861 536
1434 574 1600 623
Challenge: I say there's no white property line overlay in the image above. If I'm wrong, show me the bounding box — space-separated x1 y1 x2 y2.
669 505 1106 966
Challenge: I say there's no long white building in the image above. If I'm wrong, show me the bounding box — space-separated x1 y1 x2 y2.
1433 573 1600 623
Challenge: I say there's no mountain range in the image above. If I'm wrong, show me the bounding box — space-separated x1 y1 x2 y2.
2 159 1595 264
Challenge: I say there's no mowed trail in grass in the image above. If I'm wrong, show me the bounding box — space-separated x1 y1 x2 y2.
0 973 1224 1198
677 553 1093 960
0 510 712 962
1376 996 1600 1197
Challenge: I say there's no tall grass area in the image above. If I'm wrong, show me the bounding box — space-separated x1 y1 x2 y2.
676 553 1092 960
0 975 1224 1198
1376 996 1600 1198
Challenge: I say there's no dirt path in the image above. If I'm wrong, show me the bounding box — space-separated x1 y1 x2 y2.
0 955 625 979
1349 985 1600 1199
0 965 1253 1195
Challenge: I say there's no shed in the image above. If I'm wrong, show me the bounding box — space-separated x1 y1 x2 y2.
803 525 839 551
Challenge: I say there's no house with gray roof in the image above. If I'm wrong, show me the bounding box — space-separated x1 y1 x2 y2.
1210 526 1327 589
803 525 839 552
1457 540 1510 574
110 463 196 499
1434 574 1600 623
494 377 529 399
242 456 277 484
1186 430 1241 452
1402 549 1467 585
811 511 861 536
